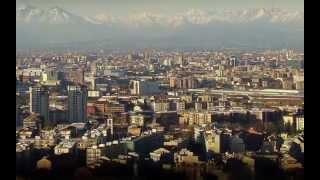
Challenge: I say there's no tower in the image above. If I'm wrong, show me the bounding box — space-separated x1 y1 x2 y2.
30 85 49 127
130 80 140 95
16 95 21 127
107 118 113 135
67 85 87 123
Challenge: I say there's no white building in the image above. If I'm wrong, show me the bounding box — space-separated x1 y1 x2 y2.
174 148 199 164
149 148 170 162
86 146 102 167
296 117 304 131
151 101 169 112
129 80 160 95
54 141 76 155
283 115 295 125
130 114 144 126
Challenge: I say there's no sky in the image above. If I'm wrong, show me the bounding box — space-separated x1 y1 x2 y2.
17 0 304 16
16 0 304 49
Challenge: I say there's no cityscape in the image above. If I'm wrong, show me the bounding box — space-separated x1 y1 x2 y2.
16 1 304 180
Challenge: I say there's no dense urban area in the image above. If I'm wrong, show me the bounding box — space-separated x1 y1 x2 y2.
16 48 304 180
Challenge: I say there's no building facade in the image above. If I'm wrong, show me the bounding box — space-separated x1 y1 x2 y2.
30 86 49 127
67 85 87 123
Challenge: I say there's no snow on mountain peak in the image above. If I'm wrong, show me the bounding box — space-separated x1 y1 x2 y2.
16 6 303 27
44 7 73 24
16 5 43 22
17 5 86 24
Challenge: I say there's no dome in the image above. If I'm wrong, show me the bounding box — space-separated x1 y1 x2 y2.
36 157 52 170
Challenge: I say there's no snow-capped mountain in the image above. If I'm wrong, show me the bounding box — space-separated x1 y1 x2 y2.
16 5 43 23
16 5 88 24
42 7 84 24
16 5 304 49
17 6 303 26
90 8 303 27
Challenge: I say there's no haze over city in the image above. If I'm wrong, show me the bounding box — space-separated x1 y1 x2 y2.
16 0 303 49
16 1 304 180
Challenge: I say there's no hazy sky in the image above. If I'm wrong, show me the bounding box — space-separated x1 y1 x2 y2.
17 0 304 16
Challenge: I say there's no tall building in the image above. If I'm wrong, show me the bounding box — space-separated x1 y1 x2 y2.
30 86 49 127
106 118 113 135
67 85 87 123
90 61 98 76
105 102 125 114
296 116 304 131
212 130 231 153
151 101 169 112
194 126 205 144
217 65 225 77
229 135 246 153
42 68 59 82
169 77 198 89
174 54 187 67
174 148 199 164
170 101 185 112
126 133 164 156
179 111 212 126
129 80 160 95
23 113 43 130
16 95 21 127
86 146 102 167
66 67 84 85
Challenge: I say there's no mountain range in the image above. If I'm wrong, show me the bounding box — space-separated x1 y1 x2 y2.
16 5 304 49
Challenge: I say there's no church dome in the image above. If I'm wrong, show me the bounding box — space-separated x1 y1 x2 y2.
36 157 52 170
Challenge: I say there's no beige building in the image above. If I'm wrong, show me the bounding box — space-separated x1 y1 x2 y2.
149 148 170 162
180 95 193 103
283 115 295 125
86 146 102 167
174 148 199 164
296 117 304 131
130 114 144 126
179 111 212 126
151 101 169 112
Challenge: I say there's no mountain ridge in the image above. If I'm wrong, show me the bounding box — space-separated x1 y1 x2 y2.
16 5 304 49
16 5 304 26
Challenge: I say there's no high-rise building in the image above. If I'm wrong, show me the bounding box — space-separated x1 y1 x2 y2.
66 68 84 85
170 101 185 112
151 101 169 112
23 113 43 130
30 86 49 127
229 135 246 153
42 68 59 82
16 95 21 127
194 126 205 144
217 65 225 77
169 77 198 89
179 111 212 126
174 148 199 164
106 118 113 135
296 116 304 131
67 85 87 123
105 102 125 114
212 130 231 153
86 146 102 167
129 80 160 95
90 61 98 76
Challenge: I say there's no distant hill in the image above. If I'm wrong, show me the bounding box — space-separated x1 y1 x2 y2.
16 5 304 50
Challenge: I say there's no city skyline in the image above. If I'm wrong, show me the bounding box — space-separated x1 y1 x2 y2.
16 1 304 179
16 48 304 179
